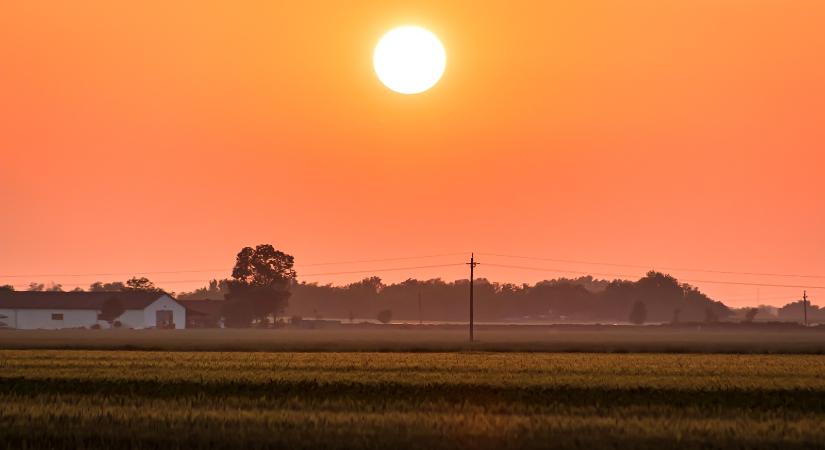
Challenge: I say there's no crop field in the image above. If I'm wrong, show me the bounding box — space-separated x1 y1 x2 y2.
2 351 825 449
2 326 825 353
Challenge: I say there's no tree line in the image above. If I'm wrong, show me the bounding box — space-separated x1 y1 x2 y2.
0 277 162 294
2 244 816 326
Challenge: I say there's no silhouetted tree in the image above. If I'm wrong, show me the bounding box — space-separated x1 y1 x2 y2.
743 308 759 323
671 308 682 324
27 282 44 292
223 244 295 327
704 307 719 323
629 301 647 325
89 281 126 292
777 300 824 323
178 279 230 300
98 297 124 326
124 277 161 292
284 271 731 324
45 283 63 292
0 285 13 292
231 245 296 286
377 309 392 324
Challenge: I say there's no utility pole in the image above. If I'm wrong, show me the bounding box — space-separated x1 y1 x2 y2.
803 290 808 327
467 253 479 342
418 290 422 326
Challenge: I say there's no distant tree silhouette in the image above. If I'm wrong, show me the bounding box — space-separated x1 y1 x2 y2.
45 283 63 292
377 309 392 324
671 308 682 324
629 301 647 325
283 271 731 324
124 277 161 292
223 245 295 328
178 279 230 300
89 281 126 292
98 297 124 326
0 285 14 293
743 308 759 323
27 282 44 292
778 300 824 323
704 307 719 323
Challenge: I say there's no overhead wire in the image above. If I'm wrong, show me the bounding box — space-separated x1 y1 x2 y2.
477 252 825 280
0 252 468 279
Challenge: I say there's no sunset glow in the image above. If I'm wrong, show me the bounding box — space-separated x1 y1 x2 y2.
0 2 823 307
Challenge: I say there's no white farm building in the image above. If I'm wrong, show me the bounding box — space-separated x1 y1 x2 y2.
0 291 186 329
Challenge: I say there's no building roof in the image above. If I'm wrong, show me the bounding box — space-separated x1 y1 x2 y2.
177 299 224 317
0 291 171 310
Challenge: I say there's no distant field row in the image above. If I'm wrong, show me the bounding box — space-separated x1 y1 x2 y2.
2 327 825 353
2 350 825 449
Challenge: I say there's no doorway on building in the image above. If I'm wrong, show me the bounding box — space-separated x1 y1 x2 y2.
155 310 174 329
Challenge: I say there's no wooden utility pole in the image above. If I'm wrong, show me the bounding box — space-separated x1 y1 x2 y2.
467 253 479 342
803 290 809 327
418 290 422 325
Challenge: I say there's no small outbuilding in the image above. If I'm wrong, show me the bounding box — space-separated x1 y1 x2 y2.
178 299 225 328
0 291 186 329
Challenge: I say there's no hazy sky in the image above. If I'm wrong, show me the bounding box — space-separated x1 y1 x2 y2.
1 1 823 307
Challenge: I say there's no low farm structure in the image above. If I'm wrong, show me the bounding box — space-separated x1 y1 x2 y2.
0 291 186 329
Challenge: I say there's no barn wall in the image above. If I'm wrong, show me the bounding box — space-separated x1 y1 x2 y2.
0 295 186 329
11 309 100 329
117 310 146 329
0 309 17 328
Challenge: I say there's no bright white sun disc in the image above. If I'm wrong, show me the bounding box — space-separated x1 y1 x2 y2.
373 26 446 95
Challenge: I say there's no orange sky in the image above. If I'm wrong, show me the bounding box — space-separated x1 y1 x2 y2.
1 1 824 307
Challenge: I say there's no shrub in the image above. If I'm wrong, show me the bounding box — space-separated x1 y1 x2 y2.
377 309 392 324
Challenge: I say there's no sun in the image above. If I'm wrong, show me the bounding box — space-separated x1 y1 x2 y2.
373 26 446 95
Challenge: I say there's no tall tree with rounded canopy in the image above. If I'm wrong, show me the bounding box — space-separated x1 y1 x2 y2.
224 244 296 327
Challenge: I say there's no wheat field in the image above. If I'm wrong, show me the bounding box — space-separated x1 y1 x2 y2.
2 350 825 449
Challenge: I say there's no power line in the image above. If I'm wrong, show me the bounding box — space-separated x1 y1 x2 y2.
299 263 465 278
478 252 825 280
0 253 469 279
0 269 229 279
483 262 825 290
297 252 468 267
